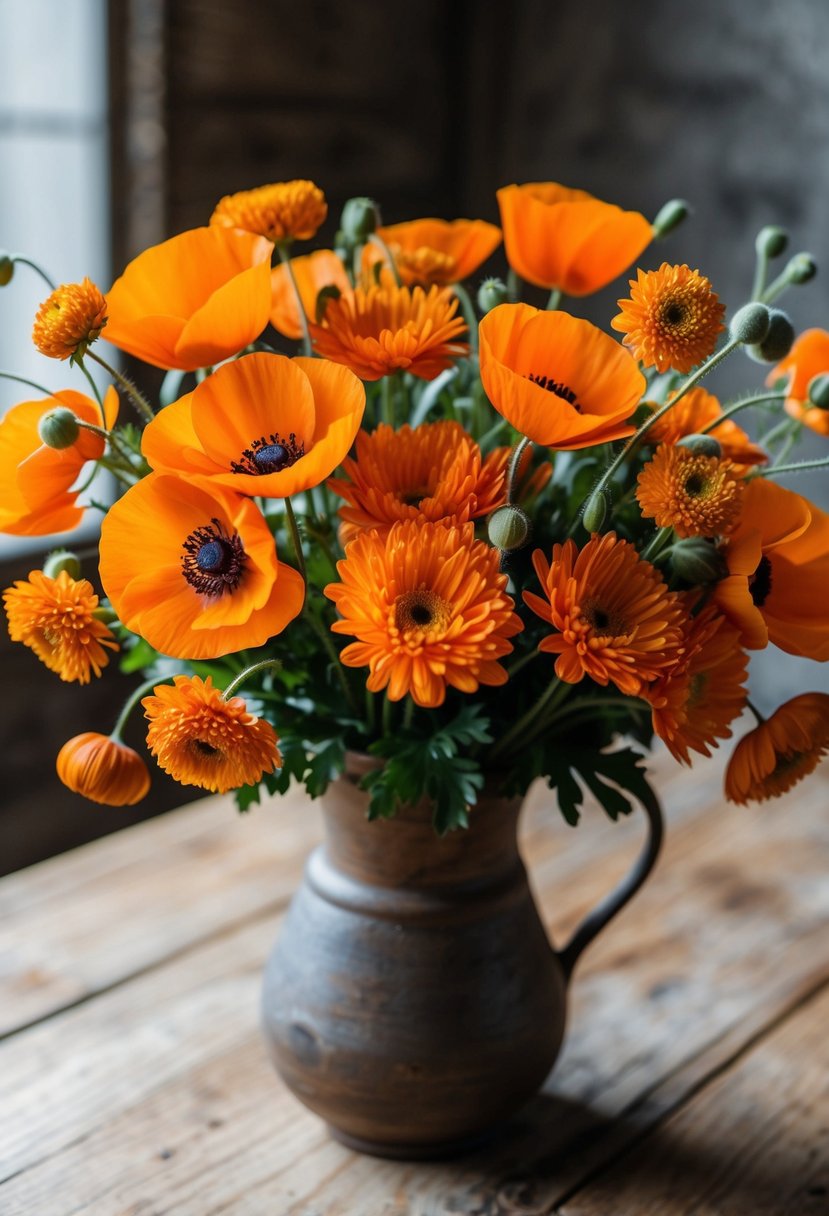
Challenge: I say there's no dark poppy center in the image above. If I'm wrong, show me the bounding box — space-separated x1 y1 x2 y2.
182 518 247 597
527 373 583 414
253 443 290 473
231 430 305 476
749 554 773 607
196 538 234 574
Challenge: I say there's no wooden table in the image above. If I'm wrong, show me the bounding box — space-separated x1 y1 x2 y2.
1 740 827 1215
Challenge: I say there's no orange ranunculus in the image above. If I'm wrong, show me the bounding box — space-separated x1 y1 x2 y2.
478 304 645 449
104 226 273 371
141 352 364 499
496 182 653 295
768 328 829 437
99 472 305 660
0 387 119 536
211 179 327 244
713 478 829 659
269 249 352 340
636 444 744 538
363 218 502 287
32 278 108 362
57 733 151 806
644 387 768 470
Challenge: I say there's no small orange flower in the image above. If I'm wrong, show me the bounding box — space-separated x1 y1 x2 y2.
363 218 502 286
143 675 281 793
612 264 725 373
523 533 687 696
714 478 829 659
636 444 744 538
32 278 108 361
211 179 327 243
496 182 652 295
269 249 351 340
479 304 644 449
99 473 305 660
142 352 365 499
645 605 748 764
57 733 151 806
105 226 273 371
329 421 508 543
768 328 829 438
0 387 119 536
4 569 118 683
325 520 523 708
644 387 768 469
310 283 468 381
725 694 829 805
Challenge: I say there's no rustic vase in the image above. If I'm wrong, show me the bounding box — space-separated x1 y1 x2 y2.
262 755 663 1159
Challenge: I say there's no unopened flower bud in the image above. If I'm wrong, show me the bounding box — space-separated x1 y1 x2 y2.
477 277 510 314
786 253 817 285
42 549 81 580
677 433 722 458
671 537 727 585
340 197 380 244
652 199 691 239
729 302 771 346
581 489 608 533
808 373 829 410
0 253 14 286
746 308 795 363
755 226 789 261
487 505 530 551
38 407 80 449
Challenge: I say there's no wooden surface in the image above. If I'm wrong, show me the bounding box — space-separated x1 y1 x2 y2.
1 740 827 1214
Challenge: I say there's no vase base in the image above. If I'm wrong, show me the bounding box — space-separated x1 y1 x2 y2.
326 1122 495 1161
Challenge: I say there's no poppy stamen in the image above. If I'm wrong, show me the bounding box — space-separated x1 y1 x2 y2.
181 518 247 597
527 373 583 413
231 431 305 476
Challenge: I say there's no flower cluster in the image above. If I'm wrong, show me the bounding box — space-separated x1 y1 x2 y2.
2 176 827 827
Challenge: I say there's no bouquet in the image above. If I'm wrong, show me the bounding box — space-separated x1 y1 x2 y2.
2 179 828 832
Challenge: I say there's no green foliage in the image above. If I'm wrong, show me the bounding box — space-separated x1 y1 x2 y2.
509 743 658 827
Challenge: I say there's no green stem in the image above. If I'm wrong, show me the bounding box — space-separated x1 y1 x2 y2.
746 698 766 725
752 250 769 302
382 693 394 735
276 243 313 356
545 696 650 726
111 675 171 743
402 698 414 730
640 526 674 563
0 370 59 399
546 288 562 311
85 351 155 424
504 648 543 679
380 375 394 427
452 283 479 354
700 392 786 434
76 359 108 425
368 233 402 287
490 677 567 762
760 269 795 305
758 417 796 449
757 456 829 477
771 429 798 467
506 269 521 302
506 436 532 504
223 659 282 701
283 498 307 581
13 256 56 291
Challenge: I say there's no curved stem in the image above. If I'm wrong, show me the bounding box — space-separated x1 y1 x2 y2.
452 283 479 354
490 677 568 763
85 350 155 424
640 526 674 563
506 435 532 504
223 659 282 701
0 370 59 399
700 392 785 434
111 675 171 743
368 233 402 287
757 456 829 477
13 256 56 291
546 288 562 311
276 243 313 356
283 498 307 582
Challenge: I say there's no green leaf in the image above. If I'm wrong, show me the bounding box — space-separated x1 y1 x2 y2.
119 637 159 674
306 738 346 799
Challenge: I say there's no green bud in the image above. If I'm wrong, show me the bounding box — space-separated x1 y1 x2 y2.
315 283 342 323
755 226 789 261
38 407 80 449
729 302 771 346
652 199 691 239
746 308 795 363
0 253 14 286
487 505 530 551
676 433 723 458
340 197 380 244
786 252 817 285
671 537 727 585
42 549 81 580
808 373 829 410
477 277 510 314
581 489 607 533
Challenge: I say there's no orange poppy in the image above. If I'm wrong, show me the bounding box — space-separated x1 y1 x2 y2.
523 533 687 696
141 352 365 499
211 179 327 244
496 182 652 295
99 472 305 660
269 249 351 340
325 520 522 708
104 226 273 371
309 283 468 381
611 264 725 373
636 444 744 538
32 278 108 362
0 387 119 536
478 304 644 449
725 693 829 804
714 478 829 659
643 387 767 469
56 733 151 806
3 568 118 683
768 328 829 437
363 218 502 287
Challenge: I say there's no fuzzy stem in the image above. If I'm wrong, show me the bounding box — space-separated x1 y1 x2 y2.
506 436 532 504
699 391 786 434
223 659 282 701
111 675 170 743
283 498 307 581
757 456 829 477
85 351 155 424
276 243 313 356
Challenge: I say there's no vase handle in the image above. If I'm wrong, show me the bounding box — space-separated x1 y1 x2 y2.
557 790 664 981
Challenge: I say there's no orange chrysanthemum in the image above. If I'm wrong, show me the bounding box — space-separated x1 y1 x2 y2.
479 304 644 449
363 218 502 287
329 421 508 543
636 443 745 538
769 328 829 438
4 569 118 683
309 284 468 381
714 478 829 660
645 605 748 764
143 675 281 794
211 179 327 243
99 473 305 660
0 387 119 537
523 534 687 696
57 733 151 806
497 182 653 295
725 694 829 805
325 520 523 708
141 352 365 499
270 249 351 340
105 226 273 371
32 278 108 361
611 264 726 373
643 387 768 469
